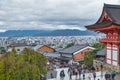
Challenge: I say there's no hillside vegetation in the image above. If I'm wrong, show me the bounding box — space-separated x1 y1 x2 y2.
0 48 47 80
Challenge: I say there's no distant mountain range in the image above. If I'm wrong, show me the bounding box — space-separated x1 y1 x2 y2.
0 29 98 37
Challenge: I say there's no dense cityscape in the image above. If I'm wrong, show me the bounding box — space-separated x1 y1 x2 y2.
0 35 118 80
0 36 100 48
0 0 120 80
0 36 104 80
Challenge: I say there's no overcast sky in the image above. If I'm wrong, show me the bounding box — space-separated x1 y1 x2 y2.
0 0 119 31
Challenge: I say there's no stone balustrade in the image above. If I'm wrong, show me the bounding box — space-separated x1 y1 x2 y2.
93 59 120 72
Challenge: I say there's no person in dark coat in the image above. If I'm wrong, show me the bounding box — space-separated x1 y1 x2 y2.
93 72 96 80
82 70 85 80
78 67 82 80
60 70 65 80
105 72 111 80
68 68 73 80
50 73 54 78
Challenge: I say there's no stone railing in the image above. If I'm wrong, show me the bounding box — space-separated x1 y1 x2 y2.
93 59 120 72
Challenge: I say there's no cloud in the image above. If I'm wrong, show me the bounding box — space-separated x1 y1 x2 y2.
0 30 6 32
0 21 5 25
0 0 120 30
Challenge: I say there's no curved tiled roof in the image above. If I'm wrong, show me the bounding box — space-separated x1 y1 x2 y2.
104 4 120 25
86 21 112 29
86 4 120 29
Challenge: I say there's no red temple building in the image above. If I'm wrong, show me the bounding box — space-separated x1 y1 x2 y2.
86 4 120 66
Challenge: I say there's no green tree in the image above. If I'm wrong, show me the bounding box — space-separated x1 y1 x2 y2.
0 47 6 54
0 48 47 80
84 52 96 67
65 43 74 48
92 43 105 51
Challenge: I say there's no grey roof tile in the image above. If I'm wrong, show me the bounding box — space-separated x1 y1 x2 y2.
59 44 89 54
43 52 60 58
10 43 27 47
96 48 105 56
104 4 120 25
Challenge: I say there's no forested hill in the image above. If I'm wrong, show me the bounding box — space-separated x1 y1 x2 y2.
0 29 97 37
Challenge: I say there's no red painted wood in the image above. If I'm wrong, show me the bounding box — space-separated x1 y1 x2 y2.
87 7 120 66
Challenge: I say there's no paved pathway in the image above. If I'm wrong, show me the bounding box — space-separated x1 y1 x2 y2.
116 73 120 80
47 68 106 80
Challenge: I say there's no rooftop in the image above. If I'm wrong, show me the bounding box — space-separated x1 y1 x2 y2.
9 43 27 47
86 4 120 29
104 4 120 25
96 48 105 56
59 44 90 54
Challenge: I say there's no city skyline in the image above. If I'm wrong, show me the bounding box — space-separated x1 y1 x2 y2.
0 0 119 31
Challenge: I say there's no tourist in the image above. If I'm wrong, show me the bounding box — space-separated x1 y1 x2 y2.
82 70 85 80
105 72 111 80
78 67 82 80
88 73 92 80
111 71 116 80
100 64 103 78
50 73 54 78
60 70 65 80
93 72 96 80
74 68 78 80
68 68 73 80
100 64 103 70
73 67 75 75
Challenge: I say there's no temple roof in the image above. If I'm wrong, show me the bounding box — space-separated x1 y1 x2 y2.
86 21 112 29
105 4 120 24
86 4 120 29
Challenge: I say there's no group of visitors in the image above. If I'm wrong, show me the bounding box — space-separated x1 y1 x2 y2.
49 60 117 80
60 65 97 80
59 70 116 80
105 71 116 80
50 64 117 80
59 66 83 80
67 65 85 80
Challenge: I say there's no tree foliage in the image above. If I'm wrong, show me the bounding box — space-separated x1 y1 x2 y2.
84 52 96 67
0 48 47 80
65 43 74 48
83 43 105 68
92 43 105 51
0 47 6 54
